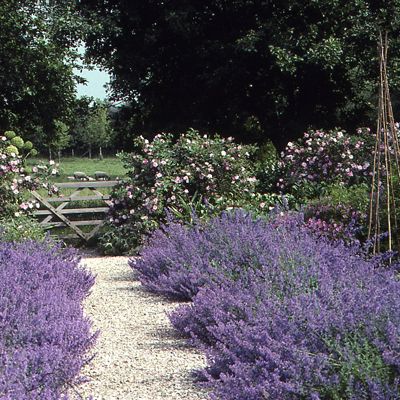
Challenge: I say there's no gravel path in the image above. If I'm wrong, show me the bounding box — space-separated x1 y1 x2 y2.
75 255 207 400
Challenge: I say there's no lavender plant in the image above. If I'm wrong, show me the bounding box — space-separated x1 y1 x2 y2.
0 240 97 399
180 249 400 399
132 210 400 399
131 210 288 300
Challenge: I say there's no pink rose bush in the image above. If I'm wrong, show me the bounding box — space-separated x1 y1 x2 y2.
279 128 374 198
278 126 377 244
100 129 259 254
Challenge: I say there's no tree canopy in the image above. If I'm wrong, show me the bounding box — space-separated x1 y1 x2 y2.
78 0 400 147
0 0 84 147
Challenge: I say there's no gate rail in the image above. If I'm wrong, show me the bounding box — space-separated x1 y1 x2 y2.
31 180 118 241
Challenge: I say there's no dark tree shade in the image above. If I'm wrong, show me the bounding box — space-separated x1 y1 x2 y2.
79 0 400 147
0 0 84 146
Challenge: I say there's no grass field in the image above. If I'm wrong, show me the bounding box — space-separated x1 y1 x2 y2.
27 156 127 183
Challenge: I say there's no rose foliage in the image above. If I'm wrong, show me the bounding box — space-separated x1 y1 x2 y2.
132 211 400 399
0 240 97 399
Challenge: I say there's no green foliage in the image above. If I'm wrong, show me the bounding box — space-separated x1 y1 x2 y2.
10 136 24 149
49 120 71 154
0 215 46 242
0 1 85 148
79 101 114 157
255 139 280 192
4 130 16 139
98 223 140 256
167 193 214 225
318 183 370 213
78 0 400 146
165 191 289 226
5 145 18 155
24 141 33 150
237 192 296 217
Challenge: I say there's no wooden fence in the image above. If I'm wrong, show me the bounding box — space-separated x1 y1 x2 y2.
31 181 118 242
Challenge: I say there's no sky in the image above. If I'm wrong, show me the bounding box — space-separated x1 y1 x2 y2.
75 45 110 100
75 67 110 100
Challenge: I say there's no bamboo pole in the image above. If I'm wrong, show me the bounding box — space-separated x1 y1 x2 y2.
368 31 400 257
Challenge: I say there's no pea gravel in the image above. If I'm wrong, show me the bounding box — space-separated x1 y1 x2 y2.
75 254 208 400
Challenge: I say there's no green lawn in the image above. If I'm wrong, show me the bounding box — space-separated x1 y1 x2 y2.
27 156 127 182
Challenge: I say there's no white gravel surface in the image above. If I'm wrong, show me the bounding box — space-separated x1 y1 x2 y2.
75 254 208 400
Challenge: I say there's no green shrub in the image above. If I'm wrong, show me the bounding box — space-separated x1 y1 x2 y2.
314 182 370 212
5 144 19 155
10 136 24 149
98 223 138 255
0 215 46 242
4 130 16 139
255 139 280 192
24 140 33 150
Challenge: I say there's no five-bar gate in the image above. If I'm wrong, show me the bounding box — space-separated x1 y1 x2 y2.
31 180 118 242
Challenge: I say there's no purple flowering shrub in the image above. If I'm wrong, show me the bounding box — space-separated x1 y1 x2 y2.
279 128 374 199
133 211 400 399
0 240 97 399
131 211 293 300
100 129 258 254
178 266 400 399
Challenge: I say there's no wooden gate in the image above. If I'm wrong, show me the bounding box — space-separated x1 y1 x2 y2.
31 181 118 242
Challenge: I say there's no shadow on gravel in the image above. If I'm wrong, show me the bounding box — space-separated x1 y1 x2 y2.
78 248 102 258
150 326 188 341
112 271 136 282
116 284 184 303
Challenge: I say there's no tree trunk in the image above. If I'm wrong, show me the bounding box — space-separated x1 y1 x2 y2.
49 148 52 161
58 150 61 164
71 148 74 157
99 146 103 160
88 145 92 159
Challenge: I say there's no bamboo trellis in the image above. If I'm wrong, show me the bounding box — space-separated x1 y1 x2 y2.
368 32 400 255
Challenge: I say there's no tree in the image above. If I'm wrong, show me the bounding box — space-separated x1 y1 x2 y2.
0 0 85 148
49 120 71 162
69 96 93 156
78 0 400 148
80 101 114 159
